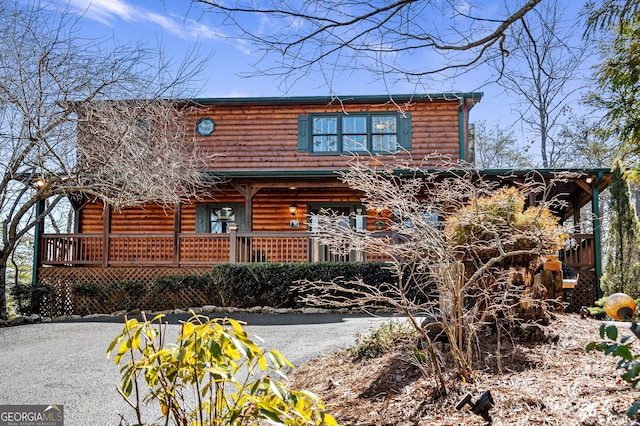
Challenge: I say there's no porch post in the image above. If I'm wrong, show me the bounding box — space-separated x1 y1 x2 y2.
232 183 260 232
229 224 238 264
102 205 111 268
31 199 45 285
173 204 181 267
246 191 254 232
592 171 604 299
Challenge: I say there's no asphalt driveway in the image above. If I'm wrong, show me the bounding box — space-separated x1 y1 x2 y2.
0 312 392 425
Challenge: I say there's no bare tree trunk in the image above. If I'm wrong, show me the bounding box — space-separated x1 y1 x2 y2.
539 106 549 168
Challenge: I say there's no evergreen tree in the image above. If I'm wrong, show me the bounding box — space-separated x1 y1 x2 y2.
602 160 640 297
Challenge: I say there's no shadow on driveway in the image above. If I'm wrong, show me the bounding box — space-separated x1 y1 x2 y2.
61 311 393 326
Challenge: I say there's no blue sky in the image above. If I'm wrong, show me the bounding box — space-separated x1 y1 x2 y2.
58 2 494 94
54 0 592 146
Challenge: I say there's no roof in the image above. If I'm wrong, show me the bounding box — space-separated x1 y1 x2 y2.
190 92 483 106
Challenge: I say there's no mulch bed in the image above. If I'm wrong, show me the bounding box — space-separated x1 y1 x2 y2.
287 314 639 425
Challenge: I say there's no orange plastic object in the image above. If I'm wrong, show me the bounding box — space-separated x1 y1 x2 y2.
604 293 637 320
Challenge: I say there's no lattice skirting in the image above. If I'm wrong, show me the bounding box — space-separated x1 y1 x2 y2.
37 265 601 317
37 266 212 317
566 269 598 312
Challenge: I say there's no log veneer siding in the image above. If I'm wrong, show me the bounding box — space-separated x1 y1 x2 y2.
193 100 465 171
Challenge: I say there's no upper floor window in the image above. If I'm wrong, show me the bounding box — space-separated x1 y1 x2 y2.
298 113 411 154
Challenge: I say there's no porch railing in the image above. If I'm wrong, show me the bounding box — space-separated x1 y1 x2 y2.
39 230 382 267
39 231 596 269
562 233 595 270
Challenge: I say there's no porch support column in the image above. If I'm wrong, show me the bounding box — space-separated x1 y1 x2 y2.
102 205 111 268
31 198 45 285
592 171 604 299
572 195 581 233
458 97 465 161
173 204 181 267
229 224 238 264
232 183 261 231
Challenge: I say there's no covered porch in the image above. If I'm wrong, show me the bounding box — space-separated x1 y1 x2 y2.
35 167 611 311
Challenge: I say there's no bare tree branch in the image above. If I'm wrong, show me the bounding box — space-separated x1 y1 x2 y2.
296 154 567 390
490 0 589 168
193 0 542 91
0 1 215 319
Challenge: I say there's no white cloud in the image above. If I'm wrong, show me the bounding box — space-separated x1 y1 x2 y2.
65 0 136 25
61 0 225 41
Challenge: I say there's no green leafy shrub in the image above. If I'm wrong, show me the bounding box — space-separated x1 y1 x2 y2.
108 314 337 425
349 320 419 360
143 262 395 311
587 296 608 319
153 274 208 293
109 280 145 311
9 283 50 316
586 323 640 418
210 263 299 307
38 262 394 315
116 280 145 298
72 281 103 298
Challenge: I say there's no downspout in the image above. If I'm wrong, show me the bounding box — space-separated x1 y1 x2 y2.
592 171 604 299
458 98 465 162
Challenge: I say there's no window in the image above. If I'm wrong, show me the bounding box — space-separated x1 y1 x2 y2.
308 203 365 231
195 204 245 233
210 207 235 233
394 210 441 229
298 113 411 154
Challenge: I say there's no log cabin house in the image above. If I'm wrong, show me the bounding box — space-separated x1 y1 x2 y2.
35 93 610 312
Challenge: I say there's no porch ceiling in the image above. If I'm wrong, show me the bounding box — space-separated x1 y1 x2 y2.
480 168 612 221
214 167 612 221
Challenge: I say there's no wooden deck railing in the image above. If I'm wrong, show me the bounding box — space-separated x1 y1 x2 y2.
562 233 595 269
39 231 381 267
39 231 597 269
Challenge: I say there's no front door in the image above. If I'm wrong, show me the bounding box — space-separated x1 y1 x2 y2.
308 203 365 262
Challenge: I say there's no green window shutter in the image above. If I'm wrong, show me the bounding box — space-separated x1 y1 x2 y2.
233 206 246 232
297 115 309 152
398 113 412 150
195 204 209 233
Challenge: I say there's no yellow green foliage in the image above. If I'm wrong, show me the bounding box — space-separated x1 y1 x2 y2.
108 314 338 426
444 187 566 268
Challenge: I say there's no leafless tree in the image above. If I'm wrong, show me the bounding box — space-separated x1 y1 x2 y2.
296 155 567 393
193 0 541 93
472 121 534 169
0 1 216 320
557 113 618 168
490 0 589 168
